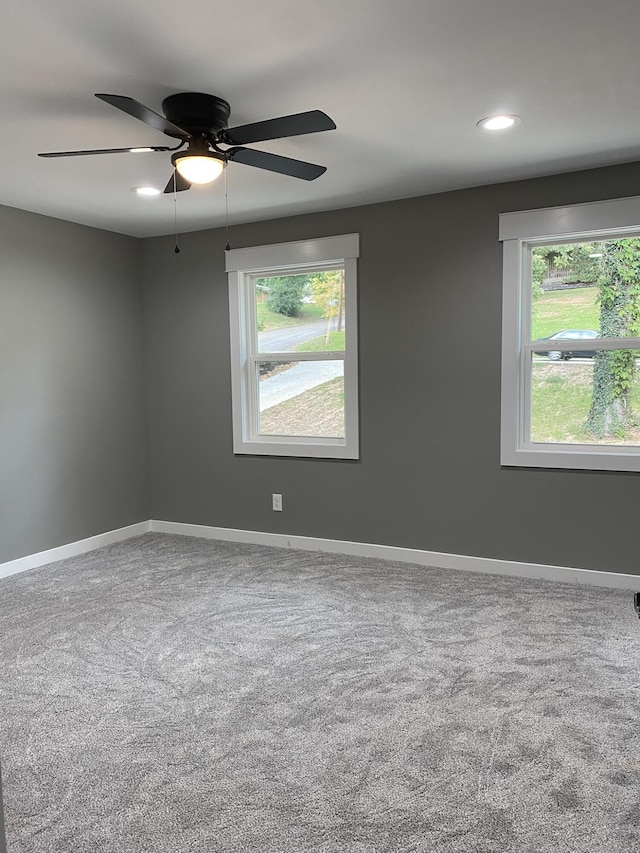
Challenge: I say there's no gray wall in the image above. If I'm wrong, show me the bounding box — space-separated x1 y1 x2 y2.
0 206 149 563
141 161 640 576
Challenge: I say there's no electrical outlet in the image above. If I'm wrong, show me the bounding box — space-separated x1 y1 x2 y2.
272 493 283 512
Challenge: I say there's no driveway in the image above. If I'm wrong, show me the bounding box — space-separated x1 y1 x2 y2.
260 361 343 411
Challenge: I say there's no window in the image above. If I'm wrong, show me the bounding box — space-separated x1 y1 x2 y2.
500 195 640 472
227 234 359 458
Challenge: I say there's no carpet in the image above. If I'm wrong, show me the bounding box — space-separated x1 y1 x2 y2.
0 533 639 852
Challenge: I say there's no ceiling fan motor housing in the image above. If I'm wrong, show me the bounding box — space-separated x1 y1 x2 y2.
161 92 231 136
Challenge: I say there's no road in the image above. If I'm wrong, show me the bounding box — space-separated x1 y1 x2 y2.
258 317 341 352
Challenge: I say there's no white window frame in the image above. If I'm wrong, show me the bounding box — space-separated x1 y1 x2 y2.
500 195 640 472
227 234 359 459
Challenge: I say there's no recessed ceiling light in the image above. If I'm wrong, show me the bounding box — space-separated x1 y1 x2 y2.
477 114 521 130
132 186 161 197
130 147 154 153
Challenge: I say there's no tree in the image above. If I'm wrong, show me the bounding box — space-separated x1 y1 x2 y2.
309 271 344 337
263 274 310 317
586 238 640 438
531 248 548 299
548 242 602 283
531 242 601 297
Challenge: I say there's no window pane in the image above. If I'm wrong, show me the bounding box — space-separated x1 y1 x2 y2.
258 360 345 438
531 237 640 344
255 271 346 354
530 351 640 445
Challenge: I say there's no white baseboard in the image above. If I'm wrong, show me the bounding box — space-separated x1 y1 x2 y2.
2 518 638 592
150 519 640 591
0 521 151 580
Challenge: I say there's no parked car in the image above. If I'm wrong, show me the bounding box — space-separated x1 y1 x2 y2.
534 329 599 360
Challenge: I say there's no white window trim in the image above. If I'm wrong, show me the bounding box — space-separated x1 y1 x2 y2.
500 195 640 472
227 234 359 459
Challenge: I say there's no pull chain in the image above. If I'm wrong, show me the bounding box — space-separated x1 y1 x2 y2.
224 163 231 251
173 171 180 254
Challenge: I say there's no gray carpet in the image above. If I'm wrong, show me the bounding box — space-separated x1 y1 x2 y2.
0 533 639 852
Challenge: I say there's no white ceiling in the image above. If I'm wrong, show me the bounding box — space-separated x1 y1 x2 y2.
3 0 640 238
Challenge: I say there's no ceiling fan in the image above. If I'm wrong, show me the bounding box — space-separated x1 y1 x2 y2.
38 92 336 192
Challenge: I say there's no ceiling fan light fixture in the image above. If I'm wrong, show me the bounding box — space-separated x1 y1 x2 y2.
173 153 224 185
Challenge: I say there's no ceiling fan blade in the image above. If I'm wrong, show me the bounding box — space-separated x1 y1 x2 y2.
221 110 336 145
228 147 326 181
163 170 192 193
38 145 172 158
96 94 191 140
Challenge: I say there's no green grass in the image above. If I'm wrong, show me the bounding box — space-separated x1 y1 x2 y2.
531 361 640 444
531 365 593 442
296 330 346 352
530 288 640 443
531 286 599 339
256 302 325 331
